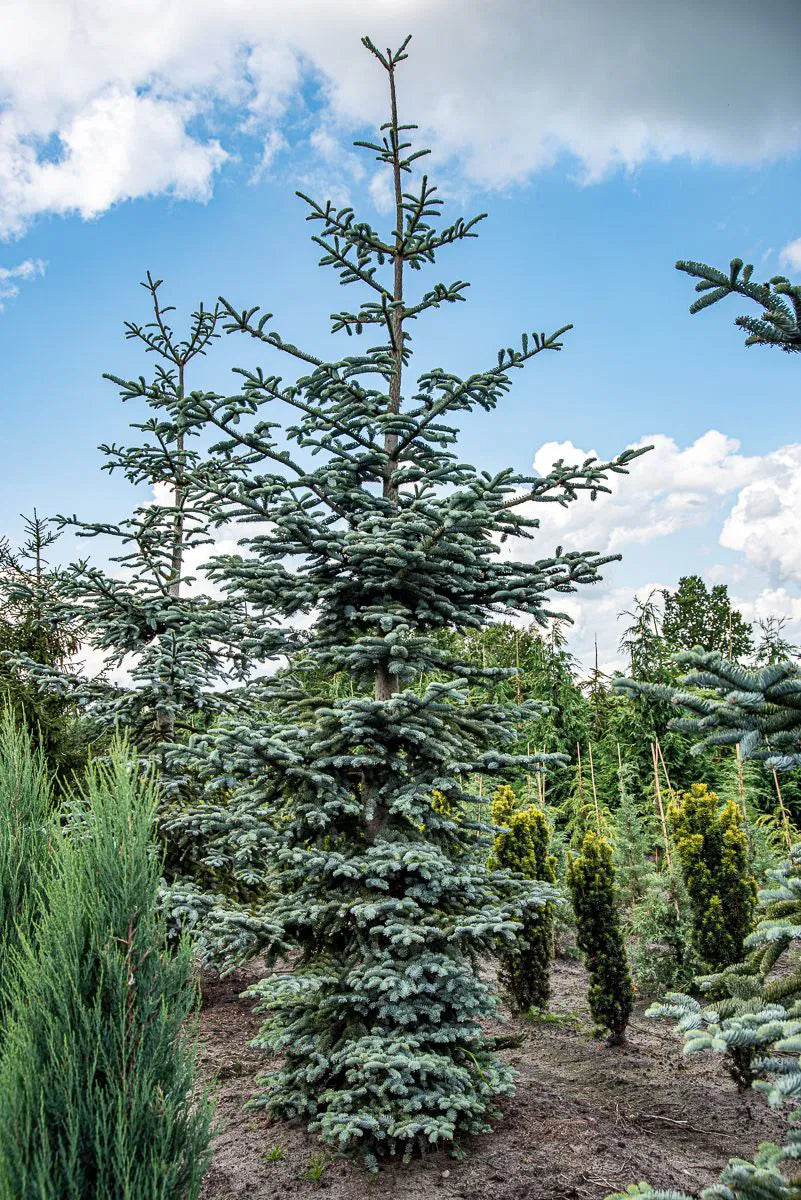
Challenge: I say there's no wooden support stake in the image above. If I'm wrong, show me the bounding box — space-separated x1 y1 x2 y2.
576 742 585 804
515 630 522 706
735 743 746 813
536 747 545 807
655 738 675 804
734 744 753 856
651 740 674 876
772 764 793 851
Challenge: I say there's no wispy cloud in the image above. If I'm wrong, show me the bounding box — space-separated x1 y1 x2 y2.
0 257 46 307
780 237 801 271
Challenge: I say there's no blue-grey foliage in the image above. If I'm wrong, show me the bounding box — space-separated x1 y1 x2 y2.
676 257 801 353
615 651 801 773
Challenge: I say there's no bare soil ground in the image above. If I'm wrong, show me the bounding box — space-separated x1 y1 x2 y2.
198 957 786 1200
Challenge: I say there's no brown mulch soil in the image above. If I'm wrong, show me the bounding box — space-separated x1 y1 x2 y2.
197 957 785 1200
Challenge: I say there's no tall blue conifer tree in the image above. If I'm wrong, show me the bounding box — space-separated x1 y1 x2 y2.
185 34 648 1166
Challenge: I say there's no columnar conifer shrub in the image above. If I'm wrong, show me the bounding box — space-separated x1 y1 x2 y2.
489 784 556 1012
0 748 215 1199
668 782 756 971
567 831 633 1045
183 33 646 1166
0 710 52 1033
490 783 518 830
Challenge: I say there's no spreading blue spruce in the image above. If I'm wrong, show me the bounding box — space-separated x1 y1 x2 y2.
181 33 648 1168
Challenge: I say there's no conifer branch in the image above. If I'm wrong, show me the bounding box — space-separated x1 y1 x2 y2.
397 328 573 453
677 257 801 351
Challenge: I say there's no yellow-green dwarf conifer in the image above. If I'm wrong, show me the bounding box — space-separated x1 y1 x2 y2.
668 782 756 971
490 784 556 1012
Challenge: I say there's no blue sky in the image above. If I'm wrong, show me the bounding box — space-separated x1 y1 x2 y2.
1 0 800 673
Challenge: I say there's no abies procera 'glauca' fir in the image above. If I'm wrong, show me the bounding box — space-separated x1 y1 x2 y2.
490 784 556 1013
182 34 648 1167
567 832 633 1045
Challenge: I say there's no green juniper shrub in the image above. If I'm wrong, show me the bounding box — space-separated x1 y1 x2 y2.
0 746 216 1200
567 831 634 1045
489 784 557 1013
609 780 695 994
630 872 695 997
0 709 53 1034
611 774 655 911
547 824 582 960
668 782 756 972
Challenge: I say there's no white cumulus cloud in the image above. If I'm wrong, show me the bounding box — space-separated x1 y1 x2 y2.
721 444 801 585
524 430 761 557
0 91 227 235
511 431 801 673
